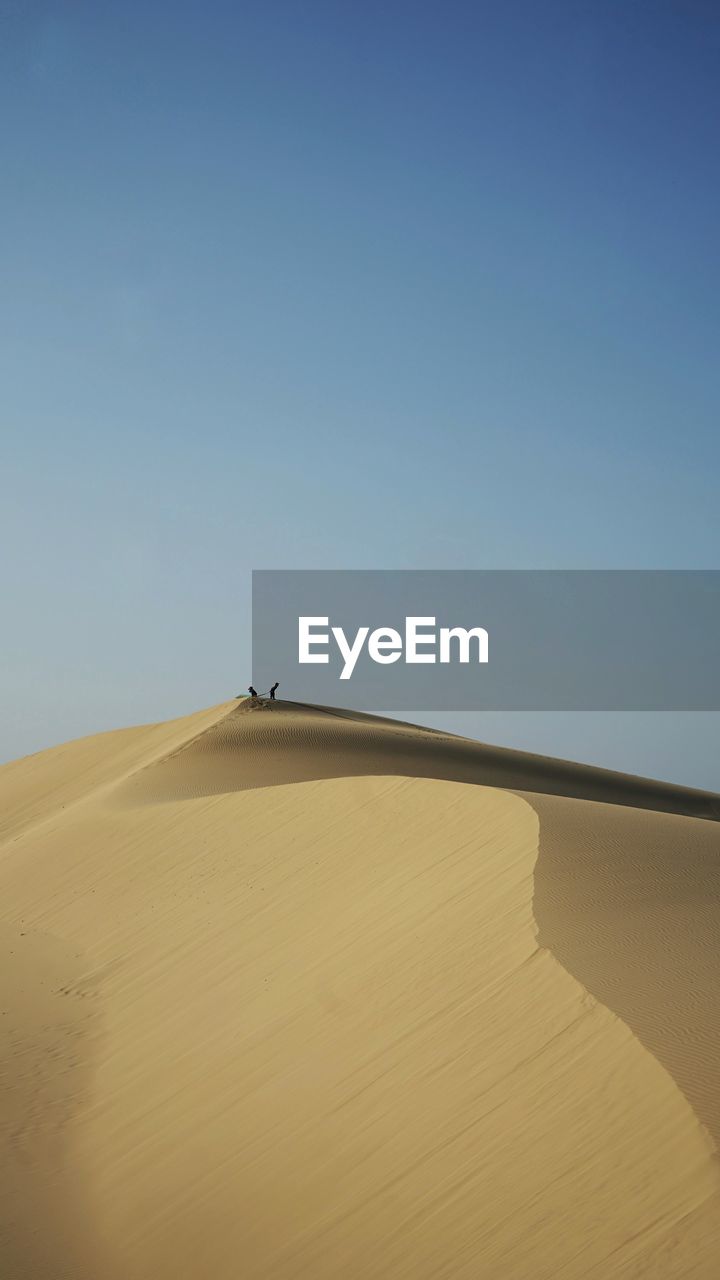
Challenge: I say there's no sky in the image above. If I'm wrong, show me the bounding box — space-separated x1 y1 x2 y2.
1 1 719 789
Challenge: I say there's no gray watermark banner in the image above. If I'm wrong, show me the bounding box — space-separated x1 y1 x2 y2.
252 570 720 711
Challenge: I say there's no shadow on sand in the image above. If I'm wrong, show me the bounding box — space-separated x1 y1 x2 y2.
530 793 720 1147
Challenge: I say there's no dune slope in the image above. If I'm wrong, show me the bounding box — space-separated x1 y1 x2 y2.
1 699 719 1279
117 698 720 820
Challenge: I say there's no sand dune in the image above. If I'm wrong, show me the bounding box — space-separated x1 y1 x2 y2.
1 699 719 1278
118 699 720 819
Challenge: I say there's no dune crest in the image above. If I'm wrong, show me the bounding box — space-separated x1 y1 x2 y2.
1 702 719 1278
111 698 720 820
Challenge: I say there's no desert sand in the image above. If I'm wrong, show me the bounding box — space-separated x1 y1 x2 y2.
1 698 719 1278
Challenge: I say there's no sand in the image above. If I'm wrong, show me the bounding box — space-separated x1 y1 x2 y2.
1 698 719 1278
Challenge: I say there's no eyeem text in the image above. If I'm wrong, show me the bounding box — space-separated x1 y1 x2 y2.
298 616 489 680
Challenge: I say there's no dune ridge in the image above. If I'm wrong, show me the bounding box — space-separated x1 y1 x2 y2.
116 698 720 820
1 700 719 1278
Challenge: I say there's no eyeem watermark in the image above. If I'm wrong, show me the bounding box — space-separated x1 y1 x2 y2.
299 616 489 679
252 570 720 711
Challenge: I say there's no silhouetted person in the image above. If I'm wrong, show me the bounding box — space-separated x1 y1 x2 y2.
270 682 279 699
248 686 258 697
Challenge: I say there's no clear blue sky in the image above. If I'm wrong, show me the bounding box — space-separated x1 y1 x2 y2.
2 2 719 788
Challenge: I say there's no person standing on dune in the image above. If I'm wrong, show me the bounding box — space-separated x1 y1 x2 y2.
270 682 279 699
